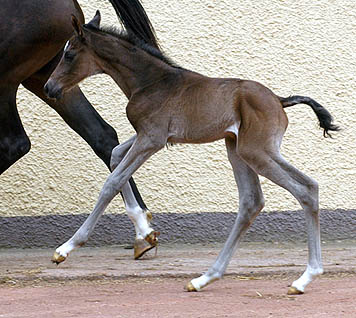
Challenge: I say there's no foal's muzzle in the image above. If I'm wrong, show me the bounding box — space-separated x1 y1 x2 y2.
44 80 63 100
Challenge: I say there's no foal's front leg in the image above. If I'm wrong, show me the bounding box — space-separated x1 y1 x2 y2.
110 135 159 259
24 71 155 260
52 135 163 264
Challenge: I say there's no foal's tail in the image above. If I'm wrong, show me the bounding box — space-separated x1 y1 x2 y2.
279 95 340 138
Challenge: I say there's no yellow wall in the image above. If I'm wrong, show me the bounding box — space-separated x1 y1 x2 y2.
1 0 355 217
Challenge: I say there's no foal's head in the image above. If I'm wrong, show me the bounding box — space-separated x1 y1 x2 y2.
44 11 102 99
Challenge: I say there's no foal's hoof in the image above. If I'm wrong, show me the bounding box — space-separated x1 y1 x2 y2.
134 239 156 260
185 282 198 292
287 286 304 295
134 231 160 260
51 252 66 265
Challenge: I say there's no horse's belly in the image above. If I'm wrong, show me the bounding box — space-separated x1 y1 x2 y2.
167 122 239 144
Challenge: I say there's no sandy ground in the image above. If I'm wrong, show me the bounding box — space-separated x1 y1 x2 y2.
0 241 355 317
1 275 355 318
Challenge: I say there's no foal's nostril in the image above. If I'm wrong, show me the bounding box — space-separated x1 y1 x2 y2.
43 81 61 100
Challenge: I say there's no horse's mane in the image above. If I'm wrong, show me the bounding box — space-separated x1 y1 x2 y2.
108 0 160 50
85 24 181 69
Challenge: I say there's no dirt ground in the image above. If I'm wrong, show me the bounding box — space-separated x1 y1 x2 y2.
1 274 355 318
0 242 355 317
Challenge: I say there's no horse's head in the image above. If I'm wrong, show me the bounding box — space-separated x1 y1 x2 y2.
44 11 102 100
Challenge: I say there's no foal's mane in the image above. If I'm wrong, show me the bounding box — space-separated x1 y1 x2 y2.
84 0 181 69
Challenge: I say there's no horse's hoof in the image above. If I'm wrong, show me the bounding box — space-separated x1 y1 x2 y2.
185 282 198 292
51 252 66 265
145 230 160 246
287 286 304 295
134 239 156 260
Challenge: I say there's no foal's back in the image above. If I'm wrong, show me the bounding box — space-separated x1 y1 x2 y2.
163 72 286 144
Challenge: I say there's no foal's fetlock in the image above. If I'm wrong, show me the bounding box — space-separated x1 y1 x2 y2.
145 210 153 223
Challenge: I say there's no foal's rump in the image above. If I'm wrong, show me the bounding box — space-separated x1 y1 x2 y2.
236 80 339 139
236 79 288 124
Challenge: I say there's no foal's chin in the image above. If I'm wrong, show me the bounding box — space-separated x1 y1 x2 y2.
50 91 63 101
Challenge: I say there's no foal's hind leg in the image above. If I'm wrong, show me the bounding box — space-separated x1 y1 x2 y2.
186 136 264 291
239 131 323 295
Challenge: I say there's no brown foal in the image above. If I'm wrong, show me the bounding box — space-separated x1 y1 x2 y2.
44 9 339 294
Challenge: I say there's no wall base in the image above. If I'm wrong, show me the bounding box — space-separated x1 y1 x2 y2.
0 209 355 248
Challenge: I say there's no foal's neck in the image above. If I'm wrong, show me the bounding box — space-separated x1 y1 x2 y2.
90 33 176 99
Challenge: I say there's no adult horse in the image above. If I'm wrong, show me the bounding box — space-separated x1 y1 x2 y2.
0 0 159 259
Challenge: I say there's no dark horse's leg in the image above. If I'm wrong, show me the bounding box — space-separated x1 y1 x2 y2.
21 53 157 259
0 86 31 174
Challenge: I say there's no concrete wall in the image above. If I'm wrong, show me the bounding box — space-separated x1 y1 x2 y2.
1 0 355 246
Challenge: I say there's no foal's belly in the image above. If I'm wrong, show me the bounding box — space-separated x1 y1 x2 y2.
167 122 239 144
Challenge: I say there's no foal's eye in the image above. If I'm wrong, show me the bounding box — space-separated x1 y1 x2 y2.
64 51 76 62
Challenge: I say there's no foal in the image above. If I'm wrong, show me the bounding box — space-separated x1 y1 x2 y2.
45 11 339 294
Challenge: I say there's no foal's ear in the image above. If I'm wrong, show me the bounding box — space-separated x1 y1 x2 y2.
87 10 101 28
71 14 84 39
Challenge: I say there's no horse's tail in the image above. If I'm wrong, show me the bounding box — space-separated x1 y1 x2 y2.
279 95 340 138
107 0 160 50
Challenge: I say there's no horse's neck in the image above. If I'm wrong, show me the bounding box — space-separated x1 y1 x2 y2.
94 37 173 99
